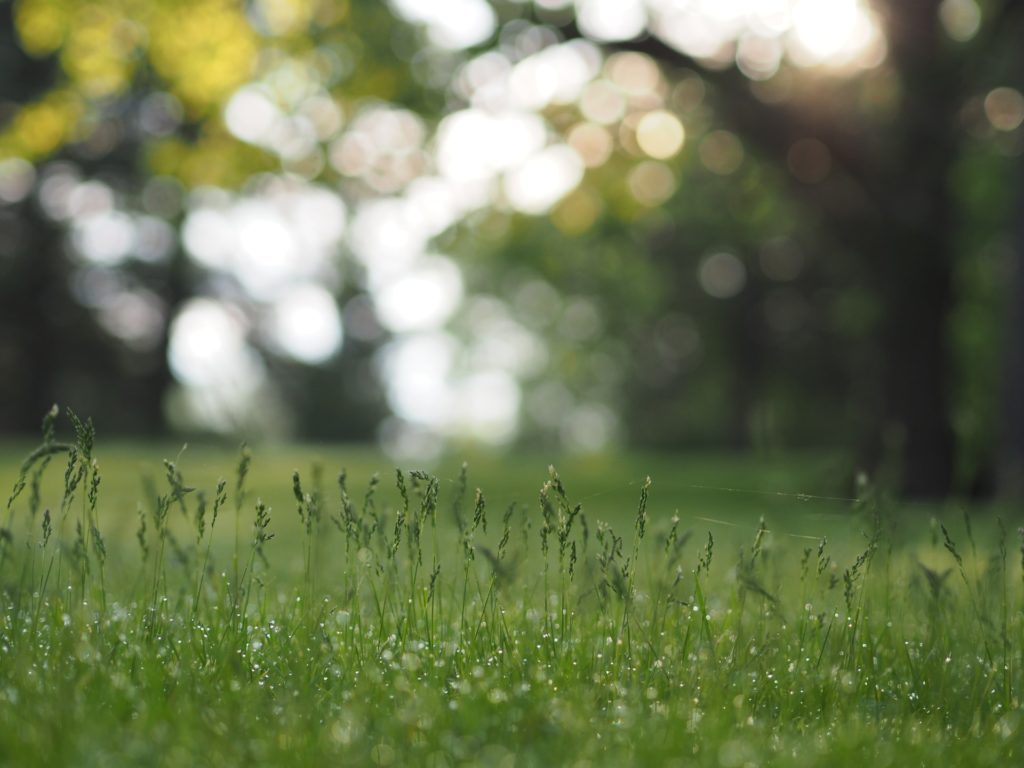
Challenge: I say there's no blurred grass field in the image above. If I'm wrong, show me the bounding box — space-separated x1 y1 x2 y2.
2 438 871 579
1 432 1021 766
0 437 885 547
3 435 1008 567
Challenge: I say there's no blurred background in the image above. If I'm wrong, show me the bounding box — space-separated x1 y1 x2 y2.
0 0 1021 499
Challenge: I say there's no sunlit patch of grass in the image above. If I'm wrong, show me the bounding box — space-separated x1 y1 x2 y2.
0 408 1021 766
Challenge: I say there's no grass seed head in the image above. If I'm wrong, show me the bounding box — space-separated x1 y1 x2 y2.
212 478 227 529
697 531 714 575
635 476 651 541
41 508 52 548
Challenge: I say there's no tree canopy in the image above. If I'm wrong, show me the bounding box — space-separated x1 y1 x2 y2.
1 0 1021 497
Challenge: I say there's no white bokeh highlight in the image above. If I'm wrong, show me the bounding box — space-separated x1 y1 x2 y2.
389 0 497 50
266 283 344 364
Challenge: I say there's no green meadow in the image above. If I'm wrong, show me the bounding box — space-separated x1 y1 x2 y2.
0 413 1021 766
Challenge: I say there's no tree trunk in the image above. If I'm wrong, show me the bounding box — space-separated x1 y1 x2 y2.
873 227 955 496
871 0 958 496
1000 158 1024 495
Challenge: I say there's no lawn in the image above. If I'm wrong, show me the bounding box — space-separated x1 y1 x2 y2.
0 414 1020 766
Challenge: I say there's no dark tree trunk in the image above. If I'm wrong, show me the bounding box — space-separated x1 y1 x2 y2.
996 2 1024 495
1000 156 1024 495
0 199 122 433
0 0 58 431
0 205 62 432
872 227 956 496
869 0 958 496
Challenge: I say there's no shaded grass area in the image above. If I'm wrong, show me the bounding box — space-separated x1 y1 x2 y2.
0 417 1021 766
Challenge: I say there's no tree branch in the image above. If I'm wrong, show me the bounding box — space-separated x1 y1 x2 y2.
554 18 884 221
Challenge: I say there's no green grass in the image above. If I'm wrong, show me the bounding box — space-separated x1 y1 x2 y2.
0 411 1022 766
